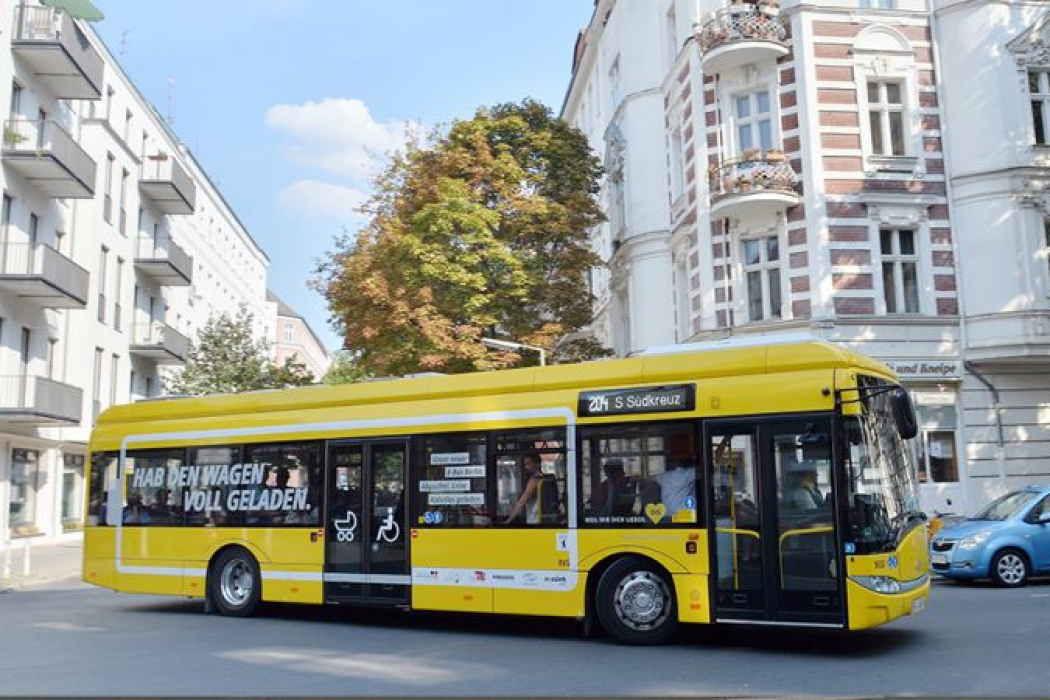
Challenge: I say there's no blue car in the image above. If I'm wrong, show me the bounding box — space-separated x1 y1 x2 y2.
930 485 1050 587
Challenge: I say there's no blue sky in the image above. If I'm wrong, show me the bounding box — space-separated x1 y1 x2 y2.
93 0 595 355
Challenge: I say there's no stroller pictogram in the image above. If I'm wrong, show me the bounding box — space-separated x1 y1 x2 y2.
333 510 358 542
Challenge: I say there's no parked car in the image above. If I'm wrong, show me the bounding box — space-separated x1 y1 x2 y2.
929 485 1050 587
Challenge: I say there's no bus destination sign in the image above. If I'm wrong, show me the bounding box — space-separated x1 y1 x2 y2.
578 384 696 417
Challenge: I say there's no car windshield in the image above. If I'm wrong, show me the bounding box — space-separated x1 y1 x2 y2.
970 491 1039 521
842 377 922 554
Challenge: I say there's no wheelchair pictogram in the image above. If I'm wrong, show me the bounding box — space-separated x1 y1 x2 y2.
376 507 400 543
333 510 358 542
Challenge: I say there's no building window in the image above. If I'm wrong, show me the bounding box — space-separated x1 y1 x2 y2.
8 448 41 533
735 90 773 154
61 453 85 531
860 0 896 8
93 347 103 405
880 228 920 313
917 430 958 484
103 153 115 224
742 235 783 322
1029 71 1050 145
1043 219 1050 285
867 81 906 156
109 354 119 406
283 322 294 343
669 128 685 200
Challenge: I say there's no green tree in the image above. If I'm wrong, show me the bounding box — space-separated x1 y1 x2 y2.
322 350 373 385
166 308 314 396
314 99 610 376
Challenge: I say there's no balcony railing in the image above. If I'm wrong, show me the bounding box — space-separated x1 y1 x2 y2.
0 375 83 425
709 151 801 220
0 242 89 308
134 235 194 286
2 119 97 198
130 322 190 364
11 4 103 99
139 154 197 214
695 3 789 74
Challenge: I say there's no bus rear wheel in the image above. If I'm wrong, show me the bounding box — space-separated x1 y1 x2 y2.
209 547 261 617
595 556 678 645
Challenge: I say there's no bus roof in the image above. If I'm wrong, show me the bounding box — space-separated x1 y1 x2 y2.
98 340 891 426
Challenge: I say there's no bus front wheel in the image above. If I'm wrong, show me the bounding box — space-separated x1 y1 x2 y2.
595 556 679 645
208 547 261 617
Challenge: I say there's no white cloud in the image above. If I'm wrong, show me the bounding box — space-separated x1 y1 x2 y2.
265 98 419 179
276 180 369 221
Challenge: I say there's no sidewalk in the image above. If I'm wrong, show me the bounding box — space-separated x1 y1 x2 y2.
0 540 82 592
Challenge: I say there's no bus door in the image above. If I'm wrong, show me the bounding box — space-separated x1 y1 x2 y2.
324 440 409 605
706 419 843 626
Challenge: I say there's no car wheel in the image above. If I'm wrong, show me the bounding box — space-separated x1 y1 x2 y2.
595 556 679 645
990 549 1028 588
209 547 262 616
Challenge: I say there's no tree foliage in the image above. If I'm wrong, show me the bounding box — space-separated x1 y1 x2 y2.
314 99 609 376
166 308 315 396
322 350 373 385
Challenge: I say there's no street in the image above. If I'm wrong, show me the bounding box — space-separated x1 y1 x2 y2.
0 576 1047 696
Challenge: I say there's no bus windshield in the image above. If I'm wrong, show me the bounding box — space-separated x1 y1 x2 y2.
842 378 922 554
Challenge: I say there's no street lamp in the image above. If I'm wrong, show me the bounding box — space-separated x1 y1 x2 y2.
481 337 547 367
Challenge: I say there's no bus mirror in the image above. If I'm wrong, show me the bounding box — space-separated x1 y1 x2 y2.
890 388 918 440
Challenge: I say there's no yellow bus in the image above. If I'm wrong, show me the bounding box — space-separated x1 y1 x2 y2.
83 337 929 644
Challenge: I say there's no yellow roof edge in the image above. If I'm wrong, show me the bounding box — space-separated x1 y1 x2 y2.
97 340 892 426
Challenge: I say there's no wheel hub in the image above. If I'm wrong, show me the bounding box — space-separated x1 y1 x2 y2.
615 572 669 629
220 560 253 606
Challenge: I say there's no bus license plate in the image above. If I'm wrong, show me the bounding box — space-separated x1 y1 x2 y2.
931 554 948 566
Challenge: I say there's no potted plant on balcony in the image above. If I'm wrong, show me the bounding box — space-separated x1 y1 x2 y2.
737 173 752 192
3 125 26 147
722 173 738 194
759 0 780 12
741 147 761 162
765 148 788 162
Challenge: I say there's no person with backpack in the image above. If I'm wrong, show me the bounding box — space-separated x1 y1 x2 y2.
506 452 559 525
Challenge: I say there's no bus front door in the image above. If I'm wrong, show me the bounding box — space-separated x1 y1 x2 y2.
324 440 409 605
706 420 844 627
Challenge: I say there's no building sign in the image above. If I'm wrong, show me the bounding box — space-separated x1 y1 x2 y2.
578 384 695 417
883 360 962 381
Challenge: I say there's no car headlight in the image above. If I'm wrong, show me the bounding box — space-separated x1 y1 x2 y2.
852 575 901 594
958 531 992 550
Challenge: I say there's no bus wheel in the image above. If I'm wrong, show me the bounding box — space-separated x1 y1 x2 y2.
209 547 261 617
595 556 678 645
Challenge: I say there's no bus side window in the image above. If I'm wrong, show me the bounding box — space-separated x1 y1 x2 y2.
493 428 567 527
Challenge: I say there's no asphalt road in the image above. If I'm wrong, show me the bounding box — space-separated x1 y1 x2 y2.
0 577 1047 696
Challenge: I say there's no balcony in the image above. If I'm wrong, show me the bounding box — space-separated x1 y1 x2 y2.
709 151 800 221
0 242 89 308
696 4 789 74
10 5 103 100
135 236 193 286
3 119 97 198
139 154 196 215
0 375 83 425
129 322 189 364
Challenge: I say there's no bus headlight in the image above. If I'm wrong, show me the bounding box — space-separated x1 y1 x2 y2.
851 575 901 594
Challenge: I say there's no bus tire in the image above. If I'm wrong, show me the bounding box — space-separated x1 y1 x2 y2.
208 547 262 617
595 556 678 645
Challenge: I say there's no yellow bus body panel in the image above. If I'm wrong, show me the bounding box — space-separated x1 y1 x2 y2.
846 525 931 630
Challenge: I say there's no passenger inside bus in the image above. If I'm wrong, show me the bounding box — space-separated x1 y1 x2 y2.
589 458 637 516
505 452 560 524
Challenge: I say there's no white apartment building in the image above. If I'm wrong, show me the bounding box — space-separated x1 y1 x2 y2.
0 1 275 549
270 290 331 380
564 0 1050 514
